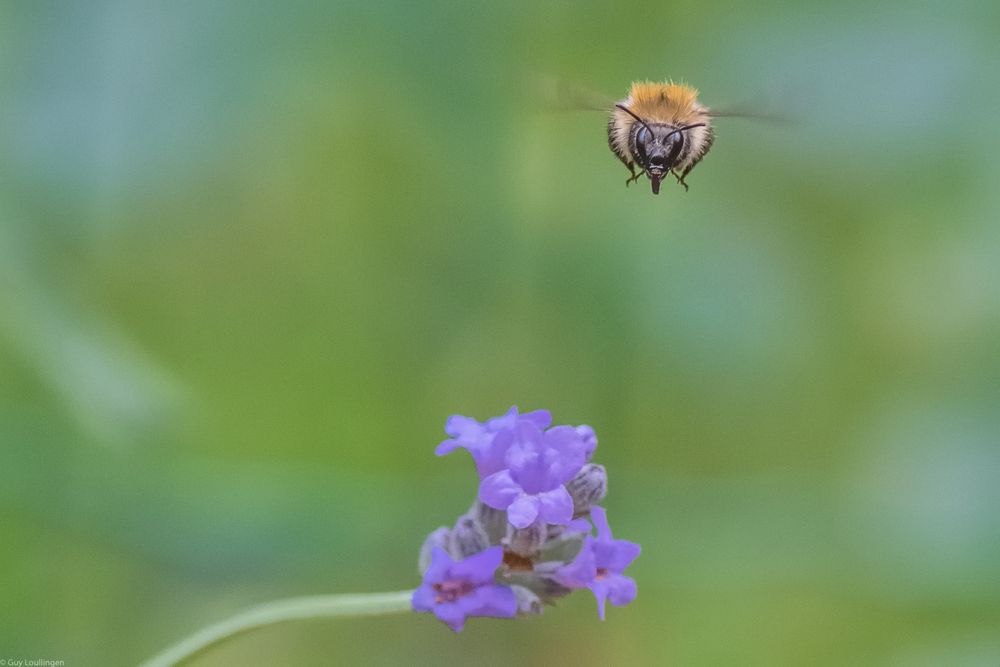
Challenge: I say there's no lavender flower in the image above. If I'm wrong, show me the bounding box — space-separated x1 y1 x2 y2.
435 406 552 479
555 506 640 619
479 421 588 529
418 407 640 629
412 546 517 632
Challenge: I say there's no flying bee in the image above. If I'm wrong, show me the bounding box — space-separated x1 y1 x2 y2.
535 75 778 195
607 82 714 195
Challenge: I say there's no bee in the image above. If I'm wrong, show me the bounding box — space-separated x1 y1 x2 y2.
607 82 714 195
536 75 772 195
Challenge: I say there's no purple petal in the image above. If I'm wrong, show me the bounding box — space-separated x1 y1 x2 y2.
536 485 574 525
545 425 587 458
563 518 593 534
445 414 482 438
555 537 597 588
450 546 503 584
411 584 436 612
425 547 454 583
485 406 520 430
589 578 610 621
433 601 467 632
479 470 521 510
437 415 484 457
458 584 517 618
541 426 588 485
605 573 638 608
504 422 546 491
440 414 514 478
456 588 487 614
590 506 613 541
576 424 597 458
507 494 540 529
522 409 552 429
435 439 464 456
595 539 641 574
475 428 514 479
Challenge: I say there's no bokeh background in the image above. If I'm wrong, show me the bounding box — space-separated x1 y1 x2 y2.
2 1 999 665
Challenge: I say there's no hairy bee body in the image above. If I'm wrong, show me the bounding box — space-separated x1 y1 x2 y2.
607 82 715 194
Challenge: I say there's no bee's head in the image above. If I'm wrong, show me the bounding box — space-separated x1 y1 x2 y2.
633 124 685 194
616 104 705 195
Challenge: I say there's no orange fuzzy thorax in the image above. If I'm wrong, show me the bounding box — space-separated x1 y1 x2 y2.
625 82 706 124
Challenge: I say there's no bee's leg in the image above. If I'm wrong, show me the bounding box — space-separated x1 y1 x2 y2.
625 165 643 187
672 170 690 192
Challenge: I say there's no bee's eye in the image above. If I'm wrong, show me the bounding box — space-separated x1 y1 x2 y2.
635 127 651 158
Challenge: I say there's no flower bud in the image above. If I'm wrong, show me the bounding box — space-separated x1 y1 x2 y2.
566 463 607 515
505 521 547 558
418 527 450 574
510 585 543 616
450 512 490 558
540 529 586 564
472 500 509 543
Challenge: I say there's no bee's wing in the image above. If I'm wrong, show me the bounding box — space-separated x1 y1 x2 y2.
706 108 792 124
528 74 616 113
705 85 802 125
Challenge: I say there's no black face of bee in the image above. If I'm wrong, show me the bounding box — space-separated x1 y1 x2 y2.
631 124 686 195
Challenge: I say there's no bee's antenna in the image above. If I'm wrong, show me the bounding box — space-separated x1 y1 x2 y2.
614 104 655 138
664 123 707 142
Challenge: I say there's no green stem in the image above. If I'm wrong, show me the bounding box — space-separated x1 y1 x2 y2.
141 590 414 667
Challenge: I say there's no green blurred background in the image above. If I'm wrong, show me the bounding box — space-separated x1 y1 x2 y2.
2 1 999 665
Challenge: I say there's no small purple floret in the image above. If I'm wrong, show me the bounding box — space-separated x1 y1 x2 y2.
576 425 598 460
435 406 552 479
555 506 640 619
412 546 517 632
479 421 588 529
